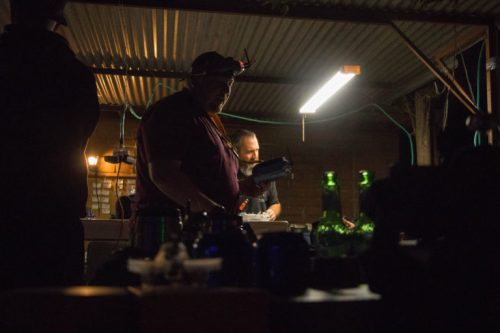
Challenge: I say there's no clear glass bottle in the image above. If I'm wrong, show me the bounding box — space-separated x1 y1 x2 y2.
313 171 351 257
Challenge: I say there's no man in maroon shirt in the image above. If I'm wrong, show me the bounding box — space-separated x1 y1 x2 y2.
136 52 260 224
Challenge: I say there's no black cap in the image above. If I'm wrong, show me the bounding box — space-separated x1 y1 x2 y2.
191 51 244 77
10 0 67 26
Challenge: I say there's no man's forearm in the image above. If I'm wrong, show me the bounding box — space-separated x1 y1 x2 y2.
155 172 215 211
149 161 218 212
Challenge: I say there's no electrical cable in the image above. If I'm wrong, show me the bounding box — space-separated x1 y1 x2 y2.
220 103 369 125
474 42 485 147
120 104 127 146
442 88 450 131
459 50 476 106
127 104 142 120
450 0 475 109
115 161 125 247
93 173 100 217
474 130 481 147
372 104 415 166
222 103 415 165
125 82 179 120
114 2 133 244
137 80 415 164
146 82 178 109
433 81 447 95
476 41 484 111
117 86 128 245
220 112 297 125
118 0 134 117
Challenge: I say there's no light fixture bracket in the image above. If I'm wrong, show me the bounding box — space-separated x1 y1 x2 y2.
104 147 135 165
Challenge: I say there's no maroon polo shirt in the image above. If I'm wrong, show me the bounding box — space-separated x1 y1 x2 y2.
136 89 239 215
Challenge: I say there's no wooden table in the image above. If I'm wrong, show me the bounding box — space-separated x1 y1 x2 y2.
0 285 381 333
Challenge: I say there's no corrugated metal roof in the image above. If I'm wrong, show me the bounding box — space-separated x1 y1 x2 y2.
1 0 499 120
292 0 497 14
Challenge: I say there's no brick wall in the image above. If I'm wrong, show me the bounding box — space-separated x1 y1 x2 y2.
225 113 403 225
87 110 405 223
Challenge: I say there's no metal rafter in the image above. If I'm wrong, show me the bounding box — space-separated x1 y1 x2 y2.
390 21 479 115
72 0 495 26
91 67 395 90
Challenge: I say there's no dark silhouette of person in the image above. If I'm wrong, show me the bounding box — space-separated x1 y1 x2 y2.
362 145 500 333
428 145 500 332
0 0 100 289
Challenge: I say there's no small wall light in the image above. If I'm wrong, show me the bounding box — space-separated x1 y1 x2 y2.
87 156 98 167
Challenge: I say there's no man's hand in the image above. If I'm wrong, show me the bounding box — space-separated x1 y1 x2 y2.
265 203 281 222
265 208 277 221
342 216 356 230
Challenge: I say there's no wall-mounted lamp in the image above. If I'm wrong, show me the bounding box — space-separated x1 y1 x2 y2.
299 65 361 142
87 155 99 167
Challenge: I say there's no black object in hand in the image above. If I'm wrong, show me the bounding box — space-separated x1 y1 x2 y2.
252 157 292 184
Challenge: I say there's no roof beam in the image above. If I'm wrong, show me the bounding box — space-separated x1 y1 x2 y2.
73 0 494 26
390 21 479 115
91 66 395 90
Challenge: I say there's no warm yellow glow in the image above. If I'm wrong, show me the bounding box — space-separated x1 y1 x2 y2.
341 65 361 75
300 65 361 114
87 156 98 166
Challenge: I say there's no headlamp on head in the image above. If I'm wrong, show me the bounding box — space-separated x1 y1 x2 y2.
191 50 252 78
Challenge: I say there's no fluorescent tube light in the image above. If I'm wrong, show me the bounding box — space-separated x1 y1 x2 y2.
300 65 360 114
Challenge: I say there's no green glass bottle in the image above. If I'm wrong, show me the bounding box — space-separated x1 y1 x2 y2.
313 171 351 257
352 170 375 254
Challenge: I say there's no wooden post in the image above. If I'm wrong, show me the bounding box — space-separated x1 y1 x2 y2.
415 90 433 166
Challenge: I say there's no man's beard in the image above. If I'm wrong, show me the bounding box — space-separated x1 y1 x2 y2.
239 162 256 177
207 96 227 113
